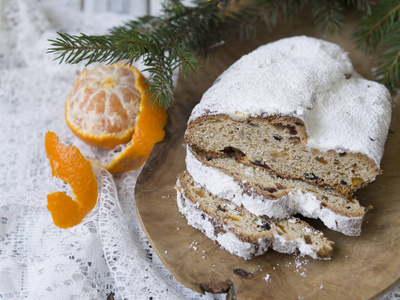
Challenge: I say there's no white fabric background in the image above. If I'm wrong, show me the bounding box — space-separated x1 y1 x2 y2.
0 0 398 299
0 0 222 299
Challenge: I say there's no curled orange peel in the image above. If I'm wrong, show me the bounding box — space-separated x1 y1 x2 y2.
104 69 168 173
45 131 98 229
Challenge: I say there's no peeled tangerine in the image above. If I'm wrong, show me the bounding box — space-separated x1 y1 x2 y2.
65 63 168 173
46 64 167 228
45 131 98 229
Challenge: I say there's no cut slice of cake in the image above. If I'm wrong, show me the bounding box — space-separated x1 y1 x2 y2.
176 171 334 260
185 36 391 197
186 146 365 236
176 36 392 261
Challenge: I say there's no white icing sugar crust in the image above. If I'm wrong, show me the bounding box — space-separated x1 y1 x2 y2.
176 179 330 260
271 232 320 260
188 36 392 165
186 147 363 236
175 178 270 259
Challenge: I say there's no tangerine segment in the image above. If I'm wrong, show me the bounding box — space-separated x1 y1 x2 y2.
45 131 98 228
105 71 168 173
65 63 142 150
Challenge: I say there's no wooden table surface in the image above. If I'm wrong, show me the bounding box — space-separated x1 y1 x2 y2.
135 9 400 300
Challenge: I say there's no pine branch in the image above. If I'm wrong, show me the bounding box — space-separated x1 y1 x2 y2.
170 45 200 79
48 0 399 109
48 0 225 108
312 0 346 34
353 0 400 52
375 24 400 89
352 0 400 88
143 53 176 108
48 32 114 64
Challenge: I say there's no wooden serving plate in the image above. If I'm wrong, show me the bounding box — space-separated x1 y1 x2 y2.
135 10 400 300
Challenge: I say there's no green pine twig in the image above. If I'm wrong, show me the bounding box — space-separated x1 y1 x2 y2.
48 0 226 108
353 0 400 89
48 0 399 109
312 0 346 34
353 0 400 52
375 25 400 89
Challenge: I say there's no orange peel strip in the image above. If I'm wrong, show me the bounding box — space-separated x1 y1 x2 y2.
45 131 98 228
104 68 168 173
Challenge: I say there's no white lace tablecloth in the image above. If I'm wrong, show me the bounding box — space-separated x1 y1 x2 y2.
0 1 221 299
0 1 398 299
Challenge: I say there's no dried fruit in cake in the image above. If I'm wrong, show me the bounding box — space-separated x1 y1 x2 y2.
45 131 98 228
65 63 167 173
176 171 334 260
185 146 366 236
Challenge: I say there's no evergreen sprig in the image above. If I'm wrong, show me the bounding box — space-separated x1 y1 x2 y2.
48 0 226 108
48 0 400 109
353 0 400 89
375 24 400 88
353 0 400 52
312 0 346 34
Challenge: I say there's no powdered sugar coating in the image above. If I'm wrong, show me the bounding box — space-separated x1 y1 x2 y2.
176 178 271 259
188 36 391 165
176 179 330 260
271 233 319 260
186 147 363 236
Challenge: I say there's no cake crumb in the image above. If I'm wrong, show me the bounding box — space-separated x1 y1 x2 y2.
263 274 271 282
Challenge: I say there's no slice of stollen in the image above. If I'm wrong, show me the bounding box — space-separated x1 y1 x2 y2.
186 146 365 236
176 171 334 260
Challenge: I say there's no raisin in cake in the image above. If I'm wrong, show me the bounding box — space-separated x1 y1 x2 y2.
186 146 365 236
185 36 392 197
176 171 334 260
